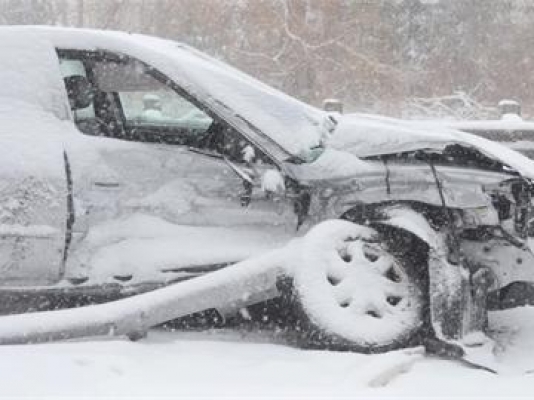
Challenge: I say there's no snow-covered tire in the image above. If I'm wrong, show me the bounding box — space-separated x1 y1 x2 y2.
290 220 426 353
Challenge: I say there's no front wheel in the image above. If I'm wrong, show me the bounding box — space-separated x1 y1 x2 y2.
289 220 426 353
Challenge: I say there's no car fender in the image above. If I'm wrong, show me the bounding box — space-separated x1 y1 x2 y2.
374 206 475 340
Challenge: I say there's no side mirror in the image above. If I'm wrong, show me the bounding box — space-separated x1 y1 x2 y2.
260 169 285 194
223 158 286 206
64 75 94 110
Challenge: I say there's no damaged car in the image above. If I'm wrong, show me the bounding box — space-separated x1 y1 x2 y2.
2 27 534 368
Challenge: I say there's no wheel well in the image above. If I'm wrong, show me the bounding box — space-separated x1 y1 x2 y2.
488 281 534 310
341 204 434 338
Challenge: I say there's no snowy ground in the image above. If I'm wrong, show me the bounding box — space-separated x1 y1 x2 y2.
1 307 534 398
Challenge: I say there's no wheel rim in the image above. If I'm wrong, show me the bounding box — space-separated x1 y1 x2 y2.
293 220 423 347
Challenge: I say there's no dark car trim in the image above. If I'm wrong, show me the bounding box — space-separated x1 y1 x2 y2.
62 151 75 280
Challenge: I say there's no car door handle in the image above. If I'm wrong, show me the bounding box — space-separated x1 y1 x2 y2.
92 181 121 189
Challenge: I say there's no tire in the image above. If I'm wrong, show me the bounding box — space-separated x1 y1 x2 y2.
289 220 426 353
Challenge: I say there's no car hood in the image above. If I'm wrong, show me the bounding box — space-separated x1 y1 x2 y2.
328 113 534 181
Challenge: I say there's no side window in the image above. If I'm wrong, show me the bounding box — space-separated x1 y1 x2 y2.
92 59 213 143
118 86 212 132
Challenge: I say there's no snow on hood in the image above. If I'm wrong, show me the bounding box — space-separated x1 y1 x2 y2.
406 118 534 142
446 117 534 132
330 114 456 158
330 114 534 180
4 26 326 158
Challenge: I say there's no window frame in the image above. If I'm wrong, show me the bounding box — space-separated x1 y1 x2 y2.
56 48 278 166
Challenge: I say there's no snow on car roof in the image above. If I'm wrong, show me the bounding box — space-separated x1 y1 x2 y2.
0 29 70 122
1 26 326 158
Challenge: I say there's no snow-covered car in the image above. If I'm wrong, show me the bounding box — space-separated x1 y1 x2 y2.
3 27 534 361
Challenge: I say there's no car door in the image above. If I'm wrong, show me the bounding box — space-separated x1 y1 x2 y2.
58 50 297 279
0 30 69 286
184 134 298 231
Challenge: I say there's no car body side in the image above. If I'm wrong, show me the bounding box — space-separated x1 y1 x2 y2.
1 26 534 326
